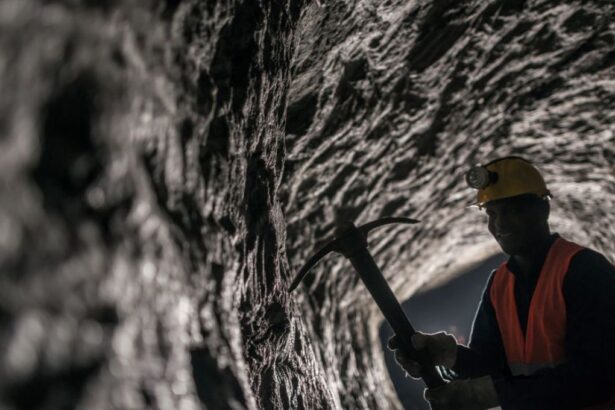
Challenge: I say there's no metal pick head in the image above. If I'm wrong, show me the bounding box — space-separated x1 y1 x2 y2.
287 217 420 293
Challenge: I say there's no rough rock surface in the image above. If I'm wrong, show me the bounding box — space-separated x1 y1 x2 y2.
0 0 613 409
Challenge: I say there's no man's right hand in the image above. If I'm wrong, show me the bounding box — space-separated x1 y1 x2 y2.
387 332 458 379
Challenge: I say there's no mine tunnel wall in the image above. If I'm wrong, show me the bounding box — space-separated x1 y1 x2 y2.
0 0 614 409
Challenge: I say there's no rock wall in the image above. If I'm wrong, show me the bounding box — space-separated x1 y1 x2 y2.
0 0 613 409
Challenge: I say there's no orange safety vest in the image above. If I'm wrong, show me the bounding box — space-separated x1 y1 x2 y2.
490 237 615 409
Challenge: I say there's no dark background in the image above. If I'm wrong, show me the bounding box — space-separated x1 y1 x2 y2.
380 254 507 409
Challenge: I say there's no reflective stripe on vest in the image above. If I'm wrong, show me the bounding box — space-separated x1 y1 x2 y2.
508 361 566 377
490 237 615 409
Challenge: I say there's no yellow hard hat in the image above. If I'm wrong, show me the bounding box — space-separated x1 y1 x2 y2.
465 156 551 206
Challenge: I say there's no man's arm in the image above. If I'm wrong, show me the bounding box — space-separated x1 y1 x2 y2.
453 270 511 379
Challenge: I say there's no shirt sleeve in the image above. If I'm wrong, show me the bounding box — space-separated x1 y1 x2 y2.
491 249 615 409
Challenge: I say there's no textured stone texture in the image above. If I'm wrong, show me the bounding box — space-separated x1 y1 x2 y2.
0 0 613 409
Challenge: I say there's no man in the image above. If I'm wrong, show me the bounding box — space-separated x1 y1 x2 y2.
388 157 615 409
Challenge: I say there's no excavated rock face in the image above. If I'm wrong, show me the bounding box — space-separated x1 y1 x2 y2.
0 0 613 409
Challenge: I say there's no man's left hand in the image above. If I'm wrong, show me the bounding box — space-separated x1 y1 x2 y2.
425 376 499 410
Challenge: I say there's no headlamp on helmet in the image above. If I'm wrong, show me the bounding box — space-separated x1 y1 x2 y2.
465 166 498 190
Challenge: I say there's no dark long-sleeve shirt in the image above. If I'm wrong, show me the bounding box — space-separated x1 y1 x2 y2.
452 235 615 409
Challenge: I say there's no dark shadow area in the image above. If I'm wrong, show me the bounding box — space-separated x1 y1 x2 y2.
380 253 507 410
190 346 248 408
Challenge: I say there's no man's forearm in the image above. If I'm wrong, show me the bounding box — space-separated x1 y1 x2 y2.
452 345 507 379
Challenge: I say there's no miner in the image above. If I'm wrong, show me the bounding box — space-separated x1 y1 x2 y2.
388 156 615 409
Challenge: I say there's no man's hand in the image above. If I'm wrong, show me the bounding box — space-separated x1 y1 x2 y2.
387 332 457 379
425 376 499 410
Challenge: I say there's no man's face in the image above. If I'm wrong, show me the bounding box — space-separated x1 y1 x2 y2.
484 195 549 256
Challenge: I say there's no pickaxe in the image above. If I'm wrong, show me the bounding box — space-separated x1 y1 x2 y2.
288 217 446 388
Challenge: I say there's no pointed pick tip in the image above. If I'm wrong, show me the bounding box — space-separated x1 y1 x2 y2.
287 268 308 293
286 241 337 294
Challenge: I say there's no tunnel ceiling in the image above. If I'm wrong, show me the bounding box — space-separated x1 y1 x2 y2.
0 0 613 409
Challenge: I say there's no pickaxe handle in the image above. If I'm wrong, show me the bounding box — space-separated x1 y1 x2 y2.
289 218 446 390
345 247 446 388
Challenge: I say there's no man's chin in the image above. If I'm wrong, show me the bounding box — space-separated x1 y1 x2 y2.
497 242 522 256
